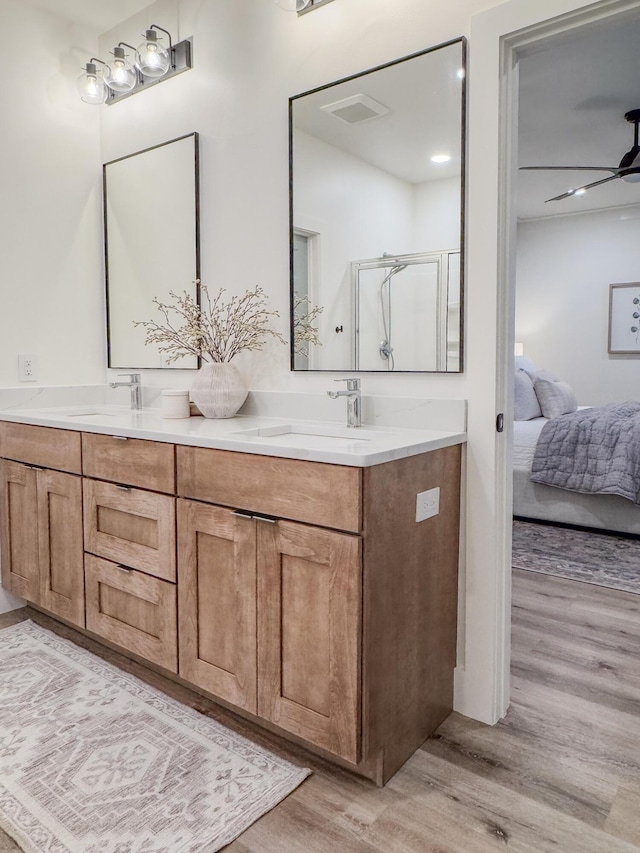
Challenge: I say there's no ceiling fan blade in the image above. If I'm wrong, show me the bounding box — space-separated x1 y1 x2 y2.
520 165 620 173
545 173 620 203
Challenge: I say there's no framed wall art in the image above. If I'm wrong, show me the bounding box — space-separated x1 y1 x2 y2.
608 282 640 355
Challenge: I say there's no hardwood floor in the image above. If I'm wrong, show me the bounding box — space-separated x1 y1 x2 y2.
2 569 640 852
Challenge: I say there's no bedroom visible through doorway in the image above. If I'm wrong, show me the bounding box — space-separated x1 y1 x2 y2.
511 8 640 599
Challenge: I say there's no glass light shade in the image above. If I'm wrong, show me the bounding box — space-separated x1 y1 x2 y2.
135 31 171 78
77 63 107 105
274 0 312 10
104 48 137 93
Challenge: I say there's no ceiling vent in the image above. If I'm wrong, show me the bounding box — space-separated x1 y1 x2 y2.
320 94 390 124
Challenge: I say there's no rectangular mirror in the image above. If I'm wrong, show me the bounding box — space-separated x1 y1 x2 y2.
290 39 465 372
104 132 200 369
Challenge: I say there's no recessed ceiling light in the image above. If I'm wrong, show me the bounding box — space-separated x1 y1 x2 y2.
573 188 587 197
431 154 451 164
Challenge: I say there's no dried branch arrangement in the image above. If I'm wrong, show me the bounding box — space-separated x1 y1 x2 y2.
134 284 286 364
293 293 324 355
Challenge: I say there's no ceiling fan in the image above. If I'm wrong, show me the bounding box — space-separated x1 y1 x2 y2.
521 108 640 202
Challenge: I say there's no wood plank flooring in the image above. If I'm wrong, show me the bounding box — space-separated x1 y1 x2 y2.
2 569 640 852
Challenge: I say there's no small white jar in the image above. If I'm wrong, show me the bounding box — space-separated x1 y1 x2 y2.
161 389 190 419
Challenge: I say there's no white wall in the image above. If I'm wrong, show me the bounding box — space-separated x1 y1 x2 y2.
0 2 105 388
294 130 414 369
0 1 105 613
413 176 461 251
516 205 640 405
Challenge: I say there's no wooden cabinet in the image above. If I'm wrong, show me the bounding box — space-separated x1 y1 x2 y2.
257 519 361 763
0 418 462 785
177 500 257 713
177 500 361 761
83 480 177 667
0 460 39 601
85 554 177 672
177 446 362 532
84 479 176 582
0 459 84 627
0 421 81 474
82 433 175 493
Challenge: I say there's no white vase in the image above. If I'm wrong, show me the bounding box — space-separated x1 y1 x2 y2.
190 362 248 418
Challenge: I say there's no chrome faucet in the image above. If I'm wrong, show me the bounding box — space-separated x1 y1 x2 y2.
110 373 143 411
328 378 361 428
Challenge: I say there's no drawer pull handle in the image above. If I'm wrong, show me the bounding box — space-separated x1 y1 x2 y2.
111 435 129 441
116 485 132 491
232 511 254 520
117 564 134 572
255 515 277 525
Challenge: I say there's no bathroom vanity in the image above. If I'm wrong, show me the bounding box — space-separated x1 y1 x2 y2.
0 406 464 785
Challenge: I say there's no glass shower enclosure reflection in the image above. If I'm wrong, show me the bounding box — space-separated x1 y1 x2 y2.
353 251 460 372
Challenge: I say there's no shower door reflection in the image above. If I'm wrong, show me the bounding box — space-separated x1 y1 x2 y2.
353 251 459 372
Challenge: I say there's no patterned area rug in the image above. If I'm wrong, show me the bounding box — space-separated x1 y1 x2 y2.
512 520 640 594
0 621 310 853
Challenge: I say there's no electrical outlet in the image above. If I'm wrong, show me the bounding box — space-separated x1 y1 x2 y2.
18 353 38 383
416 487 440 522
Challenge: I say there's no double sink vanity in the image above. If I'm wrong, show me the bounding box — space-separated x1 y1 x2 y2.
0 393 465 785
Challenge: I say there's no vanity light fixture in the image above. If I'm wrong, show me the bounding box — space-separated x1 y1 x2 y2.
79 24 192 106
431 154 451 164
103 44 137 93
136 26 172 78
77 58 108 104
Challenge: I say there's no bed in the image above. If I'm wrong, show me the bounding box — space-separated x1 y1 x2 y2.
513 415 640 536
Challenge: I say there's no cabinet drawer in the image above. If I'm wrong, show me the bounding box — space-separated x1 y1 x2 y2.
0 422 81 474
82 433 175 493
84 479 176 582
85 554 177 672
177 447 362 532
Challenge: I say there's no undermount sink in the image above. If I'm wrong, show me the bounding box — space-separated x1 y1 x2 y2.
35 406 124 418
230 423 400 449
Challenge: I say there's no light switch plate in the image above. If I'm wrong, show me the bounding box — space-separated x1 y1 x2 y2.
416 487 440 522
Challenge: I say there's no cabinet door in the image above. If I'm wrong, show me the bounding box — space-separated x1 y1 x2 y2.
177 500 257 713
258 519 362 763
37 469 85 628
0 460 38 600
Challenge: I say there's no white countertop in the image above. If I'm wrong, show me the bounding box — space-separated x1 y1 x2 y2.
0 406 467 467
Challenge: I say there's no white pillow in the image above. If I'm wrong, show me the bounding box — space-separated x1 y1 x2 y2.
514 355 539 376
533 376 578 419
514 369 542 420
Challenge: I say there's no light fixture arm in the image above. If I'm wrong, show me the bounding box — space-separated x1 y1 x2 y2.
89 57 108 69
149 24 173 51
117 42 137 53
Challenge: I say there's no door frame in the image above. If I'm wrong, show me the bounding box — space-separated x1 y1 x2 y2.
468 0 640 724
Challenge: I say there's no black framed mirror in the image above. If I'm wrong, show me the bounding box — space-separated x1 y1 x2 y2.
104 132 200 369
290 39 466 373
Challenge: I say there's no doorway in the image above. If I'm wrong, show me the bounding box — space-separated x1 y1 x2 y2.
489 0 640 721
